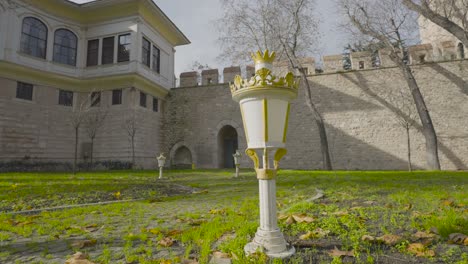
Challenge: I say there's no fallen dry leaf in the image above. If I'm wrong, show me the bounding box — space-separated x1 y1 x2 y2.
377 234 403 246
299 228 330 240
209 209 226 215
328 247 354 257
71 239 97 249
16 221 34 227
166 229 182 236
292 214 315 223
331 211 348 216
279 213 315 225
65 252 95 264
84 224 99 232
407 243 436 257
159 237 174 247
361 235 376 242
231 251 239 260
413 231 435 239
193 190 208 194
448 233 467 245
404 203 413 210
212 251 230 259
441 199 454 207
145 228 161 235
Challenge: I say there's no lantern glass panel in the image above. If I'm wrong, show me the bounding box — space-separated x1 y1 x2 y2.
267 99 289 144
240 98 265 148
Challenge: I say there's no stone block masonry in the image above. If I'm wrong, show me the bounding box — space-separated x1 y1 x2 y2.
0 78 163 170
166 59 468 170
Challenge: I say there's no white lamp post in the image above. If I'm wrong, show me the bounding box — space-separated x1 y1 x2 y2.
157 153 166 179
233 150 241 178
230 50 298 258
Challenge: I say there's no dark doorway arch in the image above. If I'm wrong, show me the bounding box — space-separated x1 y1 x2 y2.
218 125 238 168
173 146 192 169
458 43 465 59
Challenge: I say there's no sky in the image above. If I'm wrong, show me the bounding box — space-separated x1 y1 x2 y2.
71 0 348 76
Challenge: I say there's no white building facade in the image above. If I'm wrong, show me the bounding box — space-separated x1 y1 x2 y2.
0 0 189 170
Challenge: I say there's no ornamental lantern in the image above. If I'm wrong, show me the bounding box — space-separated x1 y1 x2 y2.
157 153 166 179
230 50 298 258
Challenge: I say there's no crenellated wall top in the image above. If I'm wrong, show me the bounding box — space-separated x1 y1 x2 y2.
178 40 466 87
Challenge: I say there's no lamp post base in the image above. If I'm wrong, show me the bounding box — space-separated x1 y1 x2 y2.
244 228 295 258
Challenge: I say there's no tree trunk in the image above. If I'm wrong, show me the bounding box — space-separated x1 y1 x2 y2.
131 136 135 169
300 73 333 170
90 137 94 170
73 126 79 174
402 0 468 48
400 63 441 170
405 123 412 172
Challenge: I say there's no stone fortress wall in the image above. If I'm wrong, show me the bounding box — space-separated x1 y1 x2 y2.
166 41 468 170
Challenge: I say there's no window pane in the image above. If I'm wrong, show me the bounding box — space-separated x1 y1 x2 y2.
87 39 99 66
58 90 73 106
21 17 47 59
152 45 160 73
53 29 77 66
16 82 33 101
153 97 158 112
142 38 150 67
102 36 115 65
140 92 146 107
118 33 131 62
112 89 122 105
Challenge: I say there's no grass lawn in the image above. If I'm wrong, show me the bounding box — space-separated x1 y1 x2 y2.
0 170 467 264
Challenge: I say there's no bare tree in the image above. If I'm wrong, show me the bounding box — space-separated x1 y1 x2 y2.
338 0 441 170
124 88 138 169
216 0 321 64
83 106 108 168
402 0 468 47
69 93 91 174
0 0 22 11
190 61 212 85
124 111 137 169
372 77 419 171
273 0 333 170
217 0 333 170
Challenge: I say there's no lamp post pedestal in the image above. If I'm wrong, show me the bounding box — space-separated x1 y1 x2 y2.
159 166 163 179
245 179 295 258
244 151 295 258
233 150 241 178
156 153 166 180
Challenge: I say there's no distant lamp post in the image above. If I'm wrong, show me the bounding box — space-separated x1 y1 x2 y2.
233 150 241 178
157 153 166 179
230 50 298 258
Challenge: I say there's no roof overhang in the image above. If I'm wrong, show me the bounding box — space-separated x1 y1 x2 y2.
23 0 190 46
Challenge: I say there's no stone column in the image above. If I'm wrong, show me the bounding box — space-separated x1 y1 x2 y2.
244 149 295 258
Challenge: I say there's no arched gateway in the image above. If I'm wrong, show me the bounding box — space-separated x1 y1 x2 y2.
217 125 238 168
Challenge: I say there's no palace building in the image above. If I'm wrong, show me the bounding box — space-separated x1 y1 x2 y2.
0 0 189 169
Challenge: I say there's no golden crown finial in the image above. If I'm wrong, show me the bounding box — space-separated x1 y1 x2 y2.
251 50 276 64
